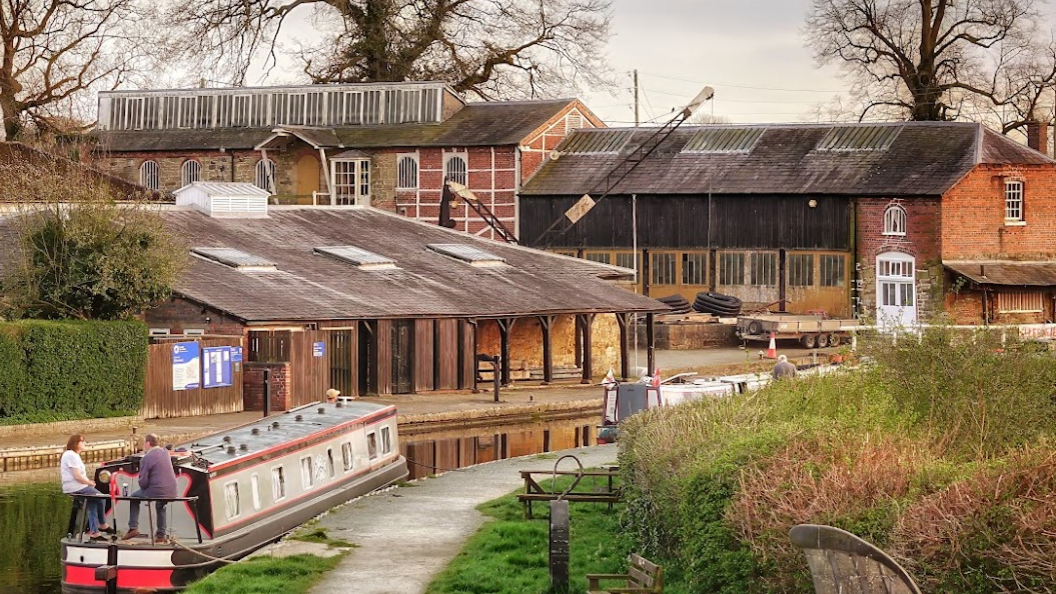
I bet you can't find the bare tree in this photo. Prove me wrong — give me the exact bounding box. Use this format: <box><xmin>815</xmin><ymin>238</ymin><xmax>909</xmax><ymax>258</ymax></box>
<box><xmin>171</xmin><ymin>0</ymin><xmax>614</xmax><ymax>100</ymax></box>
<box><xmin>805</xmin><ymin>0</ymin><xmax>1056</xmax><ymax>133</ymax></box>
<box><xmin>0</xmin><ymin>0</ymin><xmax>161</xmax><ymax>140</ymax></box>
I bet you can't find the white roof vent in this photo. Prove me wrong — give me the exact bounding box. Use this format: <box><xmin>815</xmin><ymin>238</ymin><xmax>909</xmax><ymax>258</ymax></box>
<box><xmin>175</xmin><ymin>182</ymin><xmax>270</xmax><ymax>218</ymax></box>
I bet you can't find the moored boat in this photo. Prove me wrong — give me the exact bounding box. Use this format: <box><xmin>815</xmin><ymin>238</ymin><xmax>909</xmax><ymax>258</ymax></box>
<box><xmin>61</xmin><ymin>397</ymin><xmax>408</xmax><ymax>593</ymax></box>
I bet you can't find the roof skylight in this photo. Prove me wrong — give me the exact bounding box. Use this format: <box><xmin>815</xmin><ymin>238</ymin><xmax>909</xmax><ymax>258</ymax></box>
<box><xmin>315</xmin><ymin>246</ymin><xmax>397</xmax><ymax>270</ymax></box>
<box><xmin>192</xmin><ymin>247</ymin><xmax>276</xmax><ymax>271</ymax></box>
<box><xmin>682</xmin><ymin>127</ymin><xmax>765</xmax><ymax>153</ymax></box>
<box><xmin>427</xmin><ymin>244</ymin><xmax>507</xmax><ymax>267</ymax></box>
<box><xmin>815</xmin><ymin>125</ymin><xmax>902</xmax><ymax>152</ymax></box>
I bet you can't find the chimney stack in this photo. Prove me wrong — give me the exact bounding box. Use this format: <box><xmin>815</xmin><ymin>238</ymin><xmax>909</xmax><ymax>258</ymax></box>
<box><xmin>1027</xmin><ymin>120</ymin><xmax>1049</xmax><ymax>156</ymax></box>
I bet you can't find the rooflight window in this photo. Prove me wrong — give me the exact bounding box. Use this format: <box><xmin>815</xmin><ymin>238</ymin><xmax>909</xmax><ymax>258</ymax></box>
<box><xmin>192</xmin><ymin>247</ymin><xmax>277</xmax><ymax>271</ymax></box>
<box><xmin>815</xmin><ymin>125</ymin><xmax>902</xmax><ymax>151</ymax></box>
<box><xmin>558</xmin><ymin>129</ymin><xmax>636</xmax><ymax>154</ymax></box>
<box><xmin>427</xmin><ymin>244</ymin><xmax>506</xmax><ymax>267</ymax></box>
<box><xmin>682</xmin><ymin>127</ymin><xmax>765</xmax><ymax>153</ymax></box>
<box><xmin>315</xmin><ymin>246</ymin><xmax>397</xmax><ymax>270</ymax></box>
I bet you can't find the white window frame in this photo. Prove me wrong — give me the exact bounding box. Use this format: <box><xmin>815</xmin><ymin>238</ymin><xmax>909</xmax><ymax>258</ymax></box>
<box><xmin>341</xmin><ymin>442</ymin><xmax>354</xmax><ymax>472</ymax></box>
<box><xmin>882</xmin><ymin>204</ymin><xmax>907</xmax><ymax>236</ymax></box>
<box><xmin>254</xmin><ymin>158</ymin><xmax>276</xmax><ymax>192</ymax></box>
<box><xmin>1005</xmin><ymin>179</ymin><xmax>1025</xmax><ymax>224</ymax></box>
<box><xmin>300</xmin><ymin>455</ymin><xmax>314</xmax><ymax>489</ymax></box>
<box><xmin>140</xmin><ymin>161</ymin><xmax>160</xmax><ymax>190</ymax></box>
<box><xmin>181</xmin><ymin>160</ymin><xmax>201</xmax><ymax>187</ymax></box>
<box><xmin>271</xmin><ymin>465</ymin><xmax>286</xmax><ymax>501</ymax></box>
<box><xmin>997</xmin><ymin>290</ymin><xmax>1044</xmax><ymax>313</ymax></box>
<box><xmin>396</xmin><ymin>154</ymin><xmax>419</xmax><ymax>189</ymax></box>
<box><xmin>223</xmin><ymin>480</ymin><xmax>240</xmax><ymax>520</ymax></box>
<box><xmin>326</xmin><ymin>448</ymin><xmax>336</xmax><ymax>478</ymax></box>
<box><xmin>380</xmin><ymin>427</ymin><xmax>392</xmax><ymax>455</ymax></box>
<box><xmin>444</xmin><ymin>153</ymin><xmax>468</xmax><ymax>185</ymax></box>
<box><xmin>250</xmin><ymin>473</ymin><xmax>261</xmax><ymax>511</ymax></box>
<box><xmin>367</xmin><ymin>431</ymin><xmax>378</xmax><ymax>460</ymax></box>
<box><xmin>330</xmin><ymin>158</ymin><xmax>371</xmax><ymax>206</ymax></box>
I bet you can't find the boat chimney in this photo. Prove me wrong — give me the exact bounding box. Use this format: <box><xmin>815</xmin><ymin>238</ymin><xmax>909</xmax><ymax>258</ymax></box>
<box><xmin>226</xmin><ymin>446</ymin><xmax>236</xmax><ymax>455</ymax></box>
<box><xmin>222</xmin><ymin>435</ymin><xmax>232</xmax><ymax>443</ymax></box>
<box><xmin>295</xmin><ymin>414</ymin><xmax>303</xmax><ymax>422</ymax></box>
<box><xmin>335</xmin><ymin>401</ymin><xmax>343</xmax><ymax>408</ymax></box>
<box><xmin>251</xmin><ymin>428</ymin><xmax>260</xmax><ymax>435</ymax></box>
<box><xmin>239</xmin><ymin>443</ymin><xmax>249</xmax><ymax>451</ymax></box>
<box><xmin>318</xmin><ymin>407</ymin><xmax>325</xmax><ymax>414</ymax></box>
<box><xmin>271</xmin><ymin>421</ymin><xmax>280</xmax><ymax>430</ymax></box>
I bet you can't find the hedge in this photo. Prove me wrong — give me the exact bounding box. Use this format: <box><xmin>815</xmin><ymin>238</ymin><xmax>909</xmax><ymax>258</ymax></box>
<box><xmin>0</xmin><ymin>320</ymin><xmax>148</xmax><ymax>424</ymax></box>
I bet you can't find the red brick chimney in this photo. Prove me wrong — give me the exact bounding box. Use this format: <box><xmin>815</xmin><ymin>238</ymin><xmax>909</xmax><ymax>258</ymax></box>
<box><xmin>1026</xmin><ymin>120</ymin><xmax>1049</xmax><ymax>156</ymax></box>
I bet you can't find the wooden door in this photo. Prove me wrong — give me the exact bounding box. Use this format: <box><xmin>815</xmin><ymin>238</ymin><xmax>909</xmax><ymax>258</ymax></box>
<box><xmin>392</xmin><ymin>320</ymin><xmax>414</xmax><ymax>394</ymax></box>
<box><xmin>295</xmin><ymin>154</ymin><xmax>321</xmax><ymax>201</ymax></box>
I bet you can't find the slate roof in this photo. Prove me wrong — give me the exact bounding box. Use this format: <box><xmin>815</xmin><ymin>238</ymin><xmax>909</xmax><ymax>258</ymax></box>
<box><xmin>94</xmin><ymin>100</ymin><xmax>576</xmax><ymax>153</ymax></box>
<box><xmin>521</xmin><ymin>122</ymin><xmax>1055</xmax><ymax>197</ymax></box>
<box><xmin>944</xmin><ymin>261</ymin><xmax>1056</xmax><ymax>286</ymax></box>
<box><xmin>157</xmin><ymin>206</ymin><xmax>665</xmax><ymax>322</ymax></box>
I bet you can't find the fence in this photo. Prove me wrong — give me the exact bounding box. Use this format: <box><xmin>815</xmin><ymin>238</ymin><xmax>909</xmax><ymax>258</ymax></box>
<box><xmin>143</xmin><ymin>336</ymin><xmax>244</xmax><ymax>419</ymax></box>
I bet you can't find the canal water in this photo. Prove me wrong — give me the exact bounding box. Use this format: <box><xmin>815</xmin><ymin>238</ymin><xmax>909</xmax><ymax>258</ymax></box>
<box><xmin>0</xmin><ymin>412</ymin><xmax>598</xmax><ymax>594</ymax></box>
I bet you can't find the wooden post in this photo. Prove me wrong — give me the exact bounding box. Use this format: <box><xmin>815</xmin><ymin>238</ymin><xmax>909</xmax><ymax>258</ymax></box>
<box><xmin>497</xmin><ymin>318</ymin><xmax>516</xmax><ymax>386</ymax></box>
<box><xmin>539</xmin><ymin>315</ymin><xmax>555</xmax><ymax>384</ymax></box>
<box><xmin>646</xmin><ymin>313</ymin><xmax>656</xmax><ymax>374</ymax></box>
<box><xmin>616</xmin><ymin>313</ymin><xmax>630</xmax><ymax>380</ymax></box>
<box><xmin>580</xmin><ymin>313</ymin><xmax>595</xmax><ymax>384</ymax></box>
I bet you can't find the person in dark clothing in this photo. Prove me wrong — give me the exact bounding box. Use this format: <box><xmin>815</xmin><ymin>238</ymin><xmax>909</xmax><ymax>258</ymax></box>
<box><xmin>772</xmin><ymin>354</ymin><xmax>797</xmax><ymax>380</ymax></box>
<box><xmin>122</xmin><ymin>434</ymin><xmax>178</xmax><ymax>541</ymax></box>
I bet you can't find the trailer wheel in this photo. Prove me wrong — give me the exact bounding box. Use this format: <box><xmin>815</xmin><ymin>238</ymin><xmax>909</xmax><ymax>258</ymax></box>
<box><xmin>801</xmin><ymin>334</ymin><xmax>817</xmax><ymax>348</ymax></box>
<box><xmin>747</xmin><ymin>321</ymin><xmax>763</xmax><ymax>335</ymax></box>
<box><xmin>816</xmin><ymin>333</ymin><xmax>829</xmax><ymax>348</ymax></box>
<box><xmin>828</xmin><ymin>333</ymin><xmax>841</xmax><ymax>347</ymax></box>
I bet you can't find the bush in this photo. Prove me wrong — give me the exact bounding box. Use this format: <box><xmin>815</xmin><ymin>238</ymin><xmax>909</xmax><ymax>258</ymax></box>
<box><xmin>0</xmin><ymin>319</ymin><xmax>147</xmax><ymax>424</ymax></box>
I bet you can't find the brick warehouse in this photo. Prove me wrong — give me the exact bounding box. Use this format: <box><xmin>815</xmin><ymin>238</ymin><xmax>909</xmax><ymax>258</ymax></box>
<box><xmin>91</xmin><ymin>81</ymin><xmax>601</xmax><ymax>240</ymax></box>
<box><xmin>519</xmin><ymin>121</ymin><xmax>1056</xmax><ymax>327</ymax></box>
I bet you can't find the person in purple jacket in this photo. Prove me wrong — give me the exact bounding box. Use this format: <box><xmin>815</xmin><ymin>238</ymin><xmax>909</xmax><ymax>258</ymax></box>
<box><xmin>121</xmin><ymin>434</ymin><xmax>177</xmax><ymax>542</ymax></box>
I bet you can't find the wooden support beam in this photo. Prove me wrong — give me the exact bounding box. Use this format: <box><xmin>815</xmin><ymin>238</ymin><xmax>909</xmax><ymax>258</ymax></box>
<box><xmin>497</xmin><ymin>318</ymin><xmax>516</xmax><ymax>386</ymax></box>
<box><xmin>538</xmin><ymin>315</ymin><xmax>555</xmax><ymax>384</ymax></box>
<box><xmin>646</xmin><ymin>313</ymin><xmax>656</xmax><ymax>374</ymax></box>
<box><xmin>615</xmin><ymin>313</ymin><xmax>630</xmax><ymax>381</ymax></box>
<box><xmin>580</xmin><ymin>313</ymin><xmax>595</xmax><ymax>384</ymax></box>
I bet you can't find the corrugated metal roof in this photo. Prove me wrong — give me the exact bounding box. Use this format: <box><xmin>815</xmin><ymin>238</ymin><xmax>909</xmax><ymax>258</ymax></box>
<box><xmin>427</xmin><ymin>243</ymin><xmax>506</xmax><ymax>266</ymax></box>
<box><xmin>177</xmin><ymin>182</ymin><xmax>270</xmax><ymax>197</ymax></box>
<box><xmin>557</xmin><ymin>129</ymin><xmax>636</xmax><ymax>154</ymax></box>
<box><xmin>815</xmin><ymin>125</ymin><xmax>903</xmax><ymax>151</ymax></box>
<box><xmin>315</xmin><ymin>245</ymin><xmax>396</xmax><ymax>268</ymax></box>
<box><xmin>944</xmin><ymin>261</ymin><xmax>1056</xmax><ymax>286</ymax></box>
<box><xmin>192</xmin><ymin>247</ymin><xmax>276</xmax><ymax>270</ymax></box>
<box><xmin>682</xmin><ymin>127</ymin><xmax>765</xmax><ymax>153</ymax></box>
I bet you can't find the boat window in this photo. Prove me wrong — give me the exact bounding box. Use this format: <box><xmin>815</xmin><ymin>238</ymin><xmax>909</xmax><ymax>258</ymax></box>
<box><xmin>301</xmin><ymin>456</ymin><xmax>314</xmax><ymax>488</ymax></box>
<box><xmin>380</xmin><ymin>427</ymin><xmax>392</xmax><ymax>455</ymax></box>
<box><xmin>272</xmin><ymin>466</ymin><xmax>286</xmax><ymax>501</ymax></box>
<box><xmin>250</xmin><ymin>474</ymin><xmax>261</xmax><ymax>511</ymax></box>
<box><xmin>341</xmin><ymin>442</ymin><xmax>354</xmax><ymax>472</ymax></box>
<box><xmin>367</xmin><ymin>432</ymin><xmax>378</xmax><ymax>460</ymax></box>
<box><xmin>326</xmin><ymin>448</ymin><xmax>336</xmax><ymax>478</ymax></box>
<box><xmin>224</xmin><ymin>481</ymin><xmax>240</xmax><ymax>520</ymax></box>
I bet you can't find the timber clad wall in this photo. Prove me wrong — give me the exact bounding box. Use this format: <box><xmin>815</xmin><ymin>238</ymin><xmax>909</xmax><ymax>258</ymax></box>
<box><xmin>144</xmin><ymin>337</ymin><xmax>244</xmax><ymax>418</ymax></box>
<box><xmin>942</xmin><ymin>165</ymin><xmax>1056</xmax><ymax>258</ymax></box>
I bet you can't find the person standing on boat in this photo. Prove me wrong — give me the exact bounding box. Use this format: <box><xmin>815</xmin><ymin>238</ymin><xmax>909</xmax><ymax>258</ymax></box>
<box><xmin>122</xmin><ymin>434</ymin><xmax>177</xmax><ymax>542</ymax></box>
<box><xmin>61</xmin><ymin>434</ymin><xmax>111</xmax><ymax>539</ymax></box>
<box><xmin>772</xmin><ymin>355</ymin><xmax>797</xmax><ymax>380</ymax></box>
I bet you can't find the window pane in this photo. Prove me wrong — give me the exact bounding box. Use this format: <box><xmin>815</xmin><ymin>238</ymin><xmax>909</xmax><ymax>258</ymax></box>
<box><xmin>272</xmin><ymin>467</ymin><xmax>285</xmax><ymax>500</ymax></box>
<box><xmin>900</xmin><ymin>283</ymin><xmax>914</xmax><ymax>306</ymax></box>
<box><xmin>140</xmin><ymin>161</ymin><xmax>159</xmax><ymax>190</ymax></box>
<box><xmin>585</xmin><ymin>252</ymin><xmax>611</xmax><ymax>264</ymax></box>
<box><xmin>224</xmin><ymin>482</ymin><xmax>239</xmax><ymax>519</ymax></box>
<box><xmin>719</xmin><ymin>252</ymin><xmax>745</xmax><ymax>286</ymax></box>
<box><xmin>397</xmin><ymin>156</ymin><xmax>418</xmax><ymax>189</ymax></box>
<box><xmin>819</xmin><ymin>255</ymin><xmax>845</xmax><ymax>287</ymax></box>
<box><xmin>615</xmin><ymin>252</ymin><xmax>637</xmax><ymax>271</ymax></box>
<box><xmin>788</xmin><ymin>254</ymin><xmax>814</xmax><ymax>287</ymax></box>
<box><xmin>750</xmin><ymin>253</ymin><xmax>776</xmax><ymax>286</ymax></box>
<box><xmin>650</xmin><ymin>252</ymin><xmax>676</xmax><ymax>285</ymax></box>
<box><xmin>301</xmin><ymin>457</ymin><xmax>313</xmax><ymax>488</ymax></box>
<box><xmin>445</xmin><ymin>156</ymin><xmax>467</xmax><ymax>185</ymax></box>
<box><xmin>342</xmin><ymin>442</ymin><xmax>354</xmax><ymax>471</ymax></box>
<box><xmin>1005</xmin><ymin>181</ymin><xmax>1024</xmax><ymax>220</ymax></box>
<box><xmin>368</xmin><ymin>432</ymin><xmax>378</xmax><ymax>460</ymax></box>
<box><xmin>681</xmin><ymin>252</ymin><xmax>707</xmax><ymax>285</ymax></box>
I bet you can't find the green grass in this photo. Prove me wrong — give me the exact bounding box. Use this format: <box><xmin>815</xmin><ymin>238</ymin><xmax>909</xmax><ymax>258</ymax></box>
<box><xmin>290</xmin><ymin>527</ymin><xmax>357</xmax><ymax>549</ymax></box>
<box><xmin>425</xmin><ymin>473</ymin><xmax>687</xmax><ymax>594</ymax></box>
<box><xmin>182</xmin><ymin>554</ymin><xmax>344</xmax><ymax>594</ymax></box>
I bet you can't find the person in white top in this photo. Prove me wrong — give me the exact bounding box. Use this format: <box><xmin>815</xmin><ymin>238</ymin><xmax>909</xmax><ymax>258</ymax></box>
<box><xmin>60</xmin><ymin>434</ymin><xmax>110</xmax><ymax>538</ymax></box>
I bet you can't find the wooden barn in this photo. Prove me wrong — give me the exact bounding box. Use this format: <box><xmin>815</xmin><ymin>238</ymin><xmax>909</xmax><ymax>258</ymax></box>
<box><xmin>520</xmin><ymin>122</ymin><xmax>1056</xmax><ymax>327</ymax></box>
<box><xmin>141</xmin><ymin>188</ymin><xmax>665</xmax><ymax>414</ymax></box>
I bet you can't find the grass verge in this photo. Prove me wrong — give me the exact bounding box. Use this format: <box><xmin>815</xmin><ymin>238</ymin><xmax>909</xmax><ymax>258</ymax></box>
<box><xmin>182</xmin><ymin>554</ymin><xmax>344</xmax><ymax>594</ymax></box>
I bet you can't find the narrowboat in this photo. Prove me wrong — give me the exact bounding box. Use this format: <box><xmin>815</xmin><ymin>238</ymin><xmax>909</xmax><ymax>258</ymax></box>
<box><xmin>61</xmin><ymin>398</ymin><xmax>408</xmax><ymax>593</ymax></box>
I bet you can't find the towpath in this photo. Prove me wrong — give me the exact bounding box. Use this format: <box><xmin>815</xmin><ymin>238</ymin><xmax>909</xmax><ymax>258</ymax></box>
<box><xmin>287</xmin><ymin>443</ymin><xmax>618</xmax><ymax>594</ymax></box>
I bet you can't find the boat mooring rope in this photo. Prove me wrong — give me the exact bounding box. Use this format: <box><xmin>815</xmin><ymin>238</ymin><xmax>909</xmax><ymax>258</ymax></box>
<box><xmin>404</xmin><ymin>457</ymin><xmax>465</xmax><ymax>473</ymax></box>
<box><xmin>168</xmin><ymin>538</ymin><xmax>240</xmax><ymax>564</ymax></box>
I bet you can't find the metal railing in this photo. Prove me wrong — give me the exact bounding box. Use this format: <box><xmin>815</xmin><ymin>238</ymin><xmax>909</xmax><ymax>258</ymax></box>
<box><xmin>68</xmin><ymin>493</ymin><xmax>203</xmax><ymax>546</ymax></box>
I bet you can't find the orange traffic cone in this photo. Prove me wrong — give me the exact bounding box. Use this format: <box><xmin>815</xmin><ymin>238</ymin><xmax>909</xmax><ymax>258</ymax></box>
<box><xmin>766</xmin><ymin>332</ymin><xmax>777</xmax><ymax>359</ymax></box>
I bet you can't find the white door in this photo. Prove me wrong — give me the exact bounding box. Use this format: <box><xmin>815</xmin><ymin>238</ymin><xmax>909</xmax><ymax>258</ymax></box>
<box><xmin>876</xmin><ymin>252</ymin><xmax>916</xmax><ymax>329</ymax></box>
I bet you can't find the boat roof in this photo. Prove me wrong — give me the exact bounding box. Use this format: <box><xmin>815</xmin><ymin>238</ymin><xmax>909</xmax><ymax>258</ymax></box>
<box><xmin>176</xmin><ymin>399</ymin><xmax>395</xmax><ymax>469</ymax></box>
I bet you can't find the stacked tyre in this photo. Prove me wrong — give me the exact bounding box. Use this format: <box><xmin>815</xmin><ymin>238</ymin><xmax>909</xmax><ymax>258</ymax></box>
<box><xmin>657</xmin><ymin>294</ymin><xmax>692</xmax><ymax>314</ymax></box>
<box><xmin>692</xmin><ymin>292</ymin><xmax>743</xmax><ymax>316</ymax></box>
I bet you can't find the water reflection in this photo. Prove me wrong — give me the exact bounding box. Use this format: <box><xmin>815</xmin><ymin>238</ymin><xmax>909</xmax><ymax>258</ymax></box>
<box><xmin>0</xmin><ymin>482</ymin><xmax>65</xmax><ymax>594</ymax></box>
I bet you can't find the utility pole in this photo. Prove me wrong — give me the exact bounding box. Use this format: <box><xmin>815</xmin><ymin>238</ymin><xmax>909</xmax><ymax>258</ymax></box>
<box><xmin>633</xmin><ymin>69</ymin><xmax>640</xmax><ymax>127</ymax></box>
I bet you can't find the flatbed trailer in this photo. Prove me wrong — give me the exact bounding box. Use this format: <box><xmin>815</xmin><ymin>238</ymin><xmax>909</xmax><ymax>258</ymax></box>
<box><xmin>736</xmin><ymin>314</ymin><xmax>860</xmax><ymax>348</ymax></box>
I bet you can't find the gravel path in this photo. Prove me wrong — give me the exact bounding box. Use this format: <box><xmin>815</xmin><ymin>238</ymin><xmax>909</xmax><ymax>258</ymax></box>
<box><xmin>306</xmin><ymin>444</ymin><xmax>618</xmax><ymax>594</ymax></box>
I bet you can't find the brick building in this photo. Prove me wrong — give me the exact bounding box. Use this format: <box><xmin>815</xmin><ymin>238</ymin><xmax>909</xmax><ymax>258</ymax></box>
<box><xmin>91</xmin><ymin>81</ymin><xmax>600</xmax><ymax>239</ymax></box>
<box><xmin>520</xmin><ymin>121</ymin><xmax>1056</xmax><ymax>327</ymax></box>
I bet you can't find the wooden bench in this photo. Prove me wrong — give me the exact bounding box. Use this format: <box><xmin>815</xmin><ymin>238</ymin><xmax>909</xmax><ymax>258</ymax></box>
<box><xmin>789</xmin><ymin>524</ymin><xmax>922</xmax><ymax>594</ymax></box>
<box><xmin>586</xmin><ymin>553</ymin><xmax>663</xmax><ymax>594</ymax></box>
<box><xmin>518</xmin><ymin>468</ymin><xmax>620</xmax><ymax>519</ymax></box>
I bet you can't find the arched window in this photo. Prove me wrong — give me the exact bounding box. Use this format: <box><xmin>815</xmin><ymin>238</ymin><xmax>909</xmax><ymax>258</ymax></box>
<box><xmin>181</xmin><ymin>160</ymin><xmax>201</xmax><ymax>187</ymax></box>
<box><xmin>882</xmin><ymin>204</ymin><xmax>906</xmax><ymax>236</ymax></box>
<box><xmin>444</xmin><ymin>154</ymin><xmax>467</xmax><ymax>186</ymax></box>
<box><xmin>139</xmin><ymin>160</ymin><xmax>160</xmax><ymax>190</ymax></box>
<box><xmin>397</xmin><ymin>155</ymin><xmax>418</xmax><ymax>189</ymax></box>
<box><xmin>254</xmin><ymin>158</ymin><xmax>276</xmax><ymax>192</ymax></box>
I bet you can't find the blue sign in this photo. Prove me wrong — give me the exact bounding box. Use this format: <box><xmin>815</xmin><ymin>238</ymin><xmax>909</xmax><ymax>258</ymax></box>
<box><xmin>172</xmin><ymin>342</ymin><xmax>201</xmax><ymax>391</ymax></box>
<box><xmin>313</xmin><ymin>341</ymin><xmax>326</xmax><ymax>358</ymax></box>
<box><xmin>231</xmin><ymin>346</ymin><xmax>243</xmax><ymax>363</ymax></box>
<box><xmin>202</xmin><ymin>346</ymin><xmax>233</xmax><ymax>389</ymax></box>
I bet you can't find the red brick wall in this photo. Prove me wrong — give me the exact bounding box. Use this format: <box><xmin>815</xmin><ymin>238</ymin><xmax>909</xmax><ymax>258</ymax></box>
<box><xmin>244</xmin><ymin>362</ymin><xmax>291</xmax><ymax>411</ymax></box>
<box><xmin>942</xmin><ymin>164</ymin><xmax>1056</xmax><ymax>259</ymax></box>
<box><xmin>143</xmin><ymin>297</ymin><xmax>246</xmax><ymax>336</ymax></box>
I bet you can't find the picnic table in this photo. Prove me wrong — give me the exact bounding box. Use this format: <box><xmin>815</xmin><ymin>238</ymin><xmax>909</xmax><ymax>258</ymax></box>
<box><xmin>517</xmin><ymin>466</ymin><xmax>620</xmax><ymax>518</ymax></box>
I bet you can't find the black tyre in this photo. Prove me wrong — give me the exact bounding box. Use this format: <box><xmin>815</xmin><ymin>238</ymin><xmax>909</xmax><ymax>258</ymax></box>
<box><xmin>747</xmin><ymin>320</ymin><xmax>763</xmax><ymax>335</ymax></box>
<box><xmin>816</xmin><ymin>333</ymin><xmax>829</xmax><ymax>348</ymax></box>
<box><xmin>801</xmin><ymin>334</ymin><xmax>817</xmax><ymax>348</ymax></box>
<box><xmin>693</xmin><ymin>301</ymin><xmax>741</xmax><ymax>315</ymax></box>
<box><xmin>698</xmin><ymin>292</ymin><xmax>743</xmax><ymax>308</ymax></box>
<box><xmin>828</xmin><ymin>333</ymin><xmax>841</xmax><ymax>347</ymax></box>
